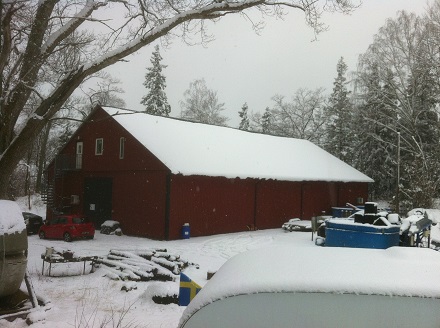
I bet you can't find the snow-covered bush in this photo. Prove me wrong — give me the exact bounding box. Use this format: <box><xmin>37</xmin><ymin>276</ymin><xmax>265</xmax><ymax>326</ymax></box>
<box><xmin>100</xmin><ymin>220</ymin><xmax>121</xmax><ymax>235</ymax></box>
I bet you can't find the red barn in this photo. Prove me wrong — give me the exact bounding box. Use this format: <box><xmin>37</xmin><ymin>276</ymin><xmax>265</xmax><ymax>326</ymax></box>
<box><xmin>45</xmin><ymin>105</ymin><xmax>373</xmax><ymax>240</ymax></box>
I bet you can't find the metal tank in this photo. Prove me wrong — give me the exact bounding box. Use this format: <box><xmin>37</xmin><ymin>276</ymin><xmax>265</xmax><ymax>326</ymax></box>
<box><xmin>0</xmin><ymin>201</ymin><xmax>28</xmax><ymax>298</ymax></box>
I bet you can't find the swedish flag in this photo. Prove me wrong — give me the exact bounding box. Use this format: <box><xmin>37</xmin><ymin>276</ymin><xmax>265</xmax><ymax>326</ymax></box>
<box><xmin>178</xmin><ymin>273</ymin><xmax>202</xmax><ymax>306</ymax></box>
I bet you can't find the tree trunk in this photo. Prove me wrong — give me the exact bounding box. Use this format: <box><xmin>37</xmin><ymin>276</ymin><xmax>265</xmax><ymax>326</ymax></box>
<box><xmin>0</xmin><ymin>68</ymin><xmax>87</xmax><ymax>198</ymax></box>
<box><xmin>35</xmin><ymin>121</ymin><xmax>52</xmax><ymax>193</ymax></box>
<box><xmin>24</xmin><ymin>150</ymin><xmax>32</xmax><ymax>197</ymax></box>
<box><xmin>0</xmin><ymin>117</ymin><xmax>47</xmax><ymax>198</ymax></box>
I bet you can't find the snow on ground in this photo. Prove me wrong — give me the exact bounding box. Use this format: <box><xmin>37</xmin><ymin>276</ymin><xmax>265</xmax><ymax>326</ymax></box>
<box><xmin>2</xmin><ymin>224</ymin><xmax>315</xmax><ymax>328</ymax></box>
<box><xmin>4</xmin><ymin>225</ymin><xmax>439</xmax><ymax>328</ymax></box>
<box><xmin>2</xmin><ymin>197</ymin><xmax>440</xmax><ymax>327</ymax></box>
<box><xmin>15</xmin><ymin>195</ymin><xmax>46</xmax><ymax>218</ymax></box>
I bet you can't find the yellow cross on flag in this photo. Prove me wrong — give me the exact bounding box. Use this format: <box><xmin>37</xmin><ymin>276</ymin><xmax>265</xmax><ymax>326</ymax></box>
<box><xmin>178</xmin><ymin>273</ymin><xmax>202</xmax><ymax>306</ymax></box>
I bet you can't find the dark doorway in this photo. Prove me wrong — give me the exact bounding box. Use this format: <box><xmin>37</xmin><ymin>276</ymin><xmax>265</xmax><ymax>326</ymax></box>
<box><xmin>84</xmin><ymin>177</ymin><xmax>112</xmax><ymax>228</ymax></box>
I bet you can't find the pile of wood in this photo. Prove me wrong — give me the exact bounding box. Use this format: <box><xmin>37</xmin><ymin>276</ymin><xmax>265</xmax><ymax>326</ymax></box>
<box><xmin>96</xmin><ymin>248</ymin><xmax>197</xmax><ymax>282</ymax></box>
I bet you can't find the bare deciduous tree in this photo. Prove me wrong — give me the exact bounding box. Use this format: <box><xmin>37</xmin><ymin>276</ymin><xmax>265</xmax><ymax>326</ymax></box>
<box><xmin>180</xmin><ymin>78</ymin><xmax>229</xmax><ymax>126</ymax></box>
<box><xmin>270</xmin><ymin>88</ymin><xmax>326</xmax><ymax>143</ymax></box>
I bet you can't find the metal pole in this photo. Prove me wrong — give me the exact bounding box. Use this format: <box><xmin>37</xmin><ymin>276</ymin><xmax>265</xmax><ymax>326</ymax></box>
<box><xmin>24</xmin><ymin>271</ymin><xmax>38</xmax><ymax>308</ymax></box>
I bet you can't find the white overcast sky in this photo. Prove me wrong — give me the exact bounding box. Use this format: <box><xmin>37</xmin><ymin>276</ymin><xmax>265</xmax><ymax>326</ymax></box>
<box><xmin>104</xmin><ymin>0</ymin><xmax>431</xmax><ymax>127</ymax></box>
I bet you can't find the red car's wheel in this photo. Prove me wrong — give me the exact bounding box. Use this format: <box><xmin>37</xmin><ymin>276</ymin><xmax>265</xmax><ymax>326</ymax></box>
<box><xmin>39</xmin><ymin>231</ymin><xmax>45</xmax><ymax>239</ymax></box>
<box><xmin>63</xmin><ymin>232</ymin><xmax>72</xmax><ymax>242</ymax></box>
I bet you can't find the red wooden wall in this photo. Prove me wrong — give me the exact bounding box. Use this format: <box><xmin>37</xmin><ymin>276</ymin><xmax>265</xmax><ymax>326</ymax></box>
<box><xmin>168</xmin><ymin>175</ymin><xmax>255</xmax><ymax>240</ymax></box>
<box><xmin>168</xmin><ymin>177</ymin><xmax>369</xmax><ymax>240</ymax></box>
<box><xmin>255</xmin><ymin>180</ymin><xmax>302</xmax><ymax>229</ymax></box>
<box><xmin>337</xmin><ymin>182</ymin><xmax>369</xmax><ymax>207</ymax></box>
<box><xmin>301</xmin><ymin>182</ymin><xmax>338</xmax><ymax>219</ymax></box>
<box><xmin>111</xmin><ymin>171</ymin><xmax>167</xmax><ymax>239</ymax></box>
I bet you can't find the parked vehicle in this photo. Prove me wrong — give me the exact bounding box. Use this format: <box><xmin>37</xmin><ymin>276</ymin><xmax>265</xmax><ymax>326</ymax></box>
<box><xmin>22</xmin><ymin>212</ymin><xmax>44</xmax><ymax>235</ymax></box>
<box><xmin>178</xmin><ymin>246</ymin><xmax>440</xmax><ymax>328</ymax></box>
<box><xmin>38</xmin><ymin>215</ymin><xmax>95</xmax><ymax>242</ymax></box>
<box><xmin>0</xmin><ymin>200</ymin><xmax>28</xmax><ymax>298</ymax></box>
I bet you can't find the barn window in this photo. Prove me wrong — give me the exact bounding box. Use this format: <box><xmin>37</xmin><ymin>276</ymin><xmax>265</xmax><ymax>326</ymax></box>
<box><xmin>119</xmin><ymin>137</ymin><xmax>125</xmax><ymax>159</ymax></box>
<box><xmin>95</xmin><ymin>138</ymin><xmax>104</xmax><ymax>155</ymax></box>
<box><xmin>76</xmin><ymin>141</ymin><xmax>83</xmax><ymax>169</ymax></box>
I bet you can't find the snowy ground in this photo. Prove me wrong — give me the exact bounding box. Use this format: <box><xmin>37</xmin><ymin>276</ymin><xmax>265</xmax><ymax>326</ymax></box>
<box><xmin>3</xmin><ymin>197</ymin><xmax>440</xmax><ymax>328</ymax></box>
<box><xmin>2</xmin><ymin>222</ymin><xmax>318</xmax><ymax>327</ymax></box>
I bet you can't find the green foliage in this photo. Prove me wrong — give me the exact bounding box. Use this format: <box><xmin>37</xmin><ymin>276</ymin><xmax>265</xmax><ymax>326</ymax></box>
<box><xmin>324</xmin><ymin>57</ymin><xmax>354</xmax><ymax>164</ymax></box>
<box><xmin>261</xmin><ymin>107</ymin><xmax>272</xmax><ymax>134</ymax></box>
<box><xmin>352</xmin><ymin>65</ymin><xmax>398</xmax><ymax>199</ymax></box>
<box><xmin>239</xmin><ymin>103</ymin><xmax>250</xmax><ymax>131</ymax></box>
<box><xmin>140</xmin><ymin>45</ymin><xmax>171</xmax><ymax>116</ymax></box>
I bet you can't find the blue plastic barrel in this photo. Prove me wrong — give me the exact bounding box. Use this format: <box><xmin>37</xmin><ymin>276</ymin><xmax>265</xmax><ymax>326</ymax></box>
<box><xmin>182</xmin><ymin>223</ymin><xmax>190</xmax><ymax>239</ymax></box>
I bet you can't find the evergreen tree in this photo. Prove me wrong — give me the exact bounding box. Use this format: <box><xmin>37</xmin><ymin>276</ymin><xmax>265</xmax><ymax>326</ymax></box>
<box><xmin>355</xmin><ymin>9</ymin><xmax>440</xmax><ymax>208</ymax></box>
<box><xmin>141</xmin><ymin>45</ymin><xmax>171</xmax><ymax>116</ymax></box>
<box><xmin>353</xmin><ymin>64</ymin><xmax>398</xmax><ymax>199</ymax></box>
<box><xmin>261</xmin><ymin>107</ymin><xmax>272</xmax><ymax>134</ymax></box>
<box><xmin>398</xmin><ymin>47</ymin><xmax>440</xmax><ymax>208</ymax></box>
<box><xmin>408</xmin><ymin>54</ymin><xmax>439</xmax><ymax>152</ymax></box>
<box><xmin>324</xmin><ymin>57</ymin><xmax>354</xmax><ymax>164</ymax></box>
<box><xmin>377</xmin><ymin>69</ymin><xmax>400</xmax><ymax>197</ymax></box>
<box><xmin>239</xmin><ymin>103</ymin><xmax>250</xmax><ymax>131</ymax></box>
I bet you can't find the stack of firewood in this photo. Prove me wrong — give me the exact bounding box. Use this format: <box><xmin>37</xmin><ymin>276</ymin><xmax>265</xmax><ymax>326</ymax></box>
<box><xmin>96</xmin><ymin>248</ymin><xmax>198</xmax><ymax>282</ymax></box>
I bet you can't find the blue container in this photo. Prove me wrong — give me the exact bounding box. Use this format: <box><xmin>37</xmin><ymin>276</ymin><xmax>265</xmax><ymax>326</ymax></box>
<box><xmin>325</xmin><ymin>219</ymin><xmax>400</xmax><ymax>249</ymax></box>
<box><xmin>181</xmin><ymin>223</ymin><xmax>190</xmax><ymax>239</ymax></box>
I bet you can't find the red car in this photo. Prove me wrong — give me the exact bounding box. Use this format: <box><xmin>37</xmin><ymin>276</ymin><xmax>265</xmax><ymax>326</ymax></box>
<box><xmin>39</xmin><ymin>215</ymin><xmax>95</xmax><ymax>242</ymax></box>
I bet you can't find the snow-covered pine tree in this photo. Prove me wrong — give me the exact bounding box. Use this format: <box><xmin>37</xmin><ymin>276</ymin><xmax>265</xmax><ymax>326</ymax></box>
<box><xmin>399</xmin><ymin>46</ymin><xmax>440</xmax><ymax>209</ymax></box>
<box><xmin>140</xmin><ymin>45</ymin><xmax>171</xmax><ymax>116</ymax></box>
<box><xmin>261</xmin><ymin>107</ymin><xmax>272</xmax><ymax>134</ymax></box>
<box><xmin>239</xmin><ymin>103</ymin><xmax>250</xmax><ymax>131</ymax></box>
<box><xmin>354</xmin><ymin>8</ymin><xmax>440</xmax><ymax>208</ymax></box>
<box><xmin>352</xmin><ymin>63</ymin><xmax>397</xmax><ymax>199</ymax></box>
<box><xmin>376</xmin><ymin>69</ymin><xmax>399</xmax><ymax>197</ymax></box>
<box><xmin>324</xmin><ymin>57</ymin><xmax>354</xmax><ymax>164</ymax></box>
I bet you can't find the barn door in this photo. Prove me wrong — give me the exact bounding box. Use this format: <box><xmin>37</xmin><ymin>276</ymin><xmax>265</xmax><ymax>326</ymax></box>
<box><xmin>84</xmin><ymin>177</ymin><xmax>112</xmax><ymax>228</ymax></box>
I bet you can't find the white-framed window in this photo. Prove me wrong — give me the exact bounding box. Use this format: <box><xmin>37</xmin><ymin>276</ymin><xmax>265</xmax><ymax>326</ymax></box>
<box><xmin>95</xmin><ymin>138</ymin><xmax>103</xmax><ymax>155</ymax></box>
<box><xmin>76</xmin><ymin>142</ymin><xmax>83</xmax><ymax>169</ymax></box>
<box><xmin>119</xmin><ymin>137</ymin><xmax>125</xmax><ymax>159</ymax></box>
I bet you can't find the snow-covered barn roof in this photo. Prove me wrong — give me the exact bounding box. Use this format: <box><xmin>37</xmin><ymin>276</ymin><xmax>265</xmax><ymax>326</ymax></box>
<box><xmin>102</xmin><ymin>107</ymin><xmax>373</xmax><ymax>183</ymax></box>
